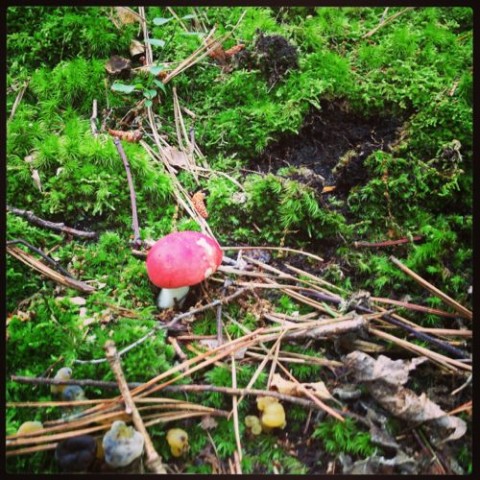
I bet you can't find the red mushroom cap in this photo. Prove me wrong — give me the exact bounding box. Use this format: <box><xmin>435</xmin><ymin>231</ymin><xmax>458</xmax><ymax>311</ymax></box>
<box><xmin>146</xmin><ymin>231</ymin><xmax>223</xmax><ymax>288</ymax></box>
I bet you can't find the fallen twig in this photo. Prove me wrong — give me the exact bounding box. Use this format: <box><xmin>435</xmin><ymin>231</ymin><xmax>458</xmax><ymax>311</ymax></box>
<box><xmin>74</xmin><ymin>287</ymin><xmax>248</xmax><ymax>364</ymax></box>
<box><xmin>353</xmin><ymin>235</ymin><xmax>423</xmax><ymax>248</ymax></box>
<box><xmin>90</xmin><ymin>99</ymin><xmax>98</xmax><ymax>137</ymax></box>
<box><xmin>8</xmin><ymin>80</ymin><xmax>29</xmax><ymax>121</ymax></box>
<box><xmin>7</xmin><ymin>206</ymin><xmax>97</xmax><ymax>239</ymax></box>
<box><xmin>362</xmin><ymin>7</ymin><xmax>414</xmax><ymax>39</ymax></box>
<box><xmin>6</xmin><ymin>243</ymin><xmax>95</xmax><ymax>293</ymax></box>
<box><xmin>104</xmin><ymin>340</ymin><xmax>166</xmax><ymax>474</ymax></box>
<box><xmin>390</xmin><ymin>256</ymin><xmax>472</xmax><ymax>320</ymax></box>
<box><xmin>112</xmin><ymin>137</ymin><xmax>142</xmax><ymax>247</ymax></box>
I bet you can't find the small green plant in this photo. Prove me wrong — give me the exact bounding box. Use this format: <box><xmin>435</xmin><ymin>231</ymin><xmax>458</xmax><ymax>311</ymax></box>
<box><xmin>312</xmin><ymin>417</ymin><xmax>376</xmax><ymax>457</ymax></box>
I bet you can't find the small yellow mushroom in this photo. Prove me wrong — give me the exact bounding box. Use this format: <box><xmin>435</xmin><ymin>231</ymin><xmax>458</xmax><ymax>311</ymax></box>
<box><xmin>245</xmin><ymin>415</ymin><xmax>262</xmax><ymax>435</ymax></box>
<box><xmin>51</xmin><ymin>367</ymin><xmax>73</xmax><ymax>396</ymax></box>
<box><xmin>245</xmin><ymin>415</ymin><xmax>260</xmax><ymax>428</ymax></box>
<box><xmin>261</xmin><ymin>402</ymin><xmax>286</xmax><ymax>430</ymax></box>
<box><xmin>256</xmin><ymin>396</ymin><xmax>278</xmax><ymax>411</ymax></box>
<box><xmin>166</xmin><ymin>428</ymin><xmax>189</xmax><ymax>457</ymax></box>
<box><xmin>17</xmin><ymin>421</ymin><xmax>43</xmax><ymax>435</ymax></box>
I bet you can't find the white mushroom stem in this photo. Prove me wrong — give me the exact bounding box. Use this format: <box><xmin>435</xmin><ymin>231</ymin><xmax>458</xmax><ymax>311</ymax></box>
<box><xmin>157</xmin><ymin>286</ymin><xmax>190</xmax><ymax>309</ymax></box>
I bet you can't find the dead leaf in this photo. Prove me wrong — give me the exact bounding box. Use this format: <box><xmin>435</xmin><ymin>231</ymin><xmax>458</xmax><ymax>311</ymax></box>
<box><xmin>69</xmin><ymin>296</ymin><xmax>87</xmax><ymax>306</ymax></box>
<box><xmin>31</xmin><ymin>169</ymin><xmax>42</xmax><ymax>192</ymax></box>
<box><xmin>270</xmin><ymin>373</ymin><xmax>333</xmax><ymax>401</ymax></box>
<box><xmin>369</xmin><ymin>382</ymin><xmax>467</xmax><ymax>443</ymax></box>
<box><xmin>344</xmin><ymin>351</ymin><xmax>427</xmax><ymax>386</ymax></box>
<box><xmin>130</xmin><ymin>39</ymin><xmax>145</xmax><ymax>58</ymax></box>
<box><xmin>115</xmin><ymin>7</ymin><xmax>140</xmax><ymax>25</ymax></box>
<box><xmin>105</xmin><ymin>55</ymin><xmax>132</xmax><ymax>75</ymax></box>
<box><xmin>163</xmin><ymin>146</ymin><xmax>190</xmax><ymax>168</ymax></box>
<box><xmin>346</xmin><ymin>351</ymin><xmax>467</xmax><ymax>444</ymax></box>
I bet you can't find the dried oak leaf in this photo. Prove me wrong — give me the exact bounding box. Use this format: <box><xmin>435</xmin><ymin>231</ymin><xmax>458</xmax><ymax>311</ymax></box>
<box><xmin>129</xmin><ymin>39</ymin><xmax>145</xmax><ymax>58</ymax></box>
<box><xmin>163</xmin><ymin>146</ymin><xmax>190</xmax><ymax>168</ymax></box>
<box><xmin>345</xmin><ymin>351</ymin><xmax>467</xmax><ymax>443</ymax></box>
<box><xmin>270</xmin><ymin>373</ymin><xmax>333</xmax><ymax>401</ymax></box>
<box><xmin>114</xmin><ymin>7</ymin><xmax>140</xmax><ymax>25</ymax></box>
<box><xmin>369</xmin><ymin>382</ymin><xmax>467</xmax><ymax>443</ymax></box>
<box><xmin>344</xmin><ymin>351</ymin><xmax>427</xmax><ymax>386</ymax></box>
<box><xmin>105</xmin><ymin>55</ymin><xmax>132</xmax><ymax>75</ymax></box>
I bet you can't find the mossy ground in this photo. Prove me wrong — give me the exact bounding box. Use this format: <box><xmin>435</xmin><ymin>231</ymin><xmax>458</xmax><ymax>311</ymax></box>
<box><xmin>6</xmin><ymin>6</ymin><xmax>473</xmax><ymax>474</ymax></box>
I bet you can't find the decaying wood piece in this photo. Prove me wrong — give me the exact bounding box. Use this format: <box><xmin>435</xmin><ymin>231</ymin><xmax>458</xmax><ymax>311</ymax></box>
<box><xmin>7</xmin><ymin>206</ymin><xmax>97</xmax><ymax>239</ymax></box>
<box><xmin>104</xmin><ymin>340</ymin><xmax>166</xmax><ymax>474</ymax></box>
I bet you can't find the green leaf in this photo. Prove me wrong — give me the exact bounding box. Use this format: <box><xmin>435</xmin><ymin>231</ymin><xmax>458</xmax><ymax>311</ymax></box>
<box><xmin>143</xmin><ymin>89</ymin><xmax>157</xmax><ymax>99</ymax></box>
<box><xmin>147</xmin><ymin>38</ymin><xmax>166</xmax><ymax>48</ymax></box>
<box><xmin>153</xmin><ymin>17</ymin><xmax>172</xmax><ymax>26</ymax></box>
<box><xmin>181</xmin><ymin>14</ymin><xmax>196</xmax><ymax>20</ymax></box>
<box><xmin>149</xmin><ymin>64</ymin><xmax>166</xmax><ymax>76</ymax></box>
<box><xmin>111</xmin><ymin>82</ymin><xmax>136</xmax><ymax>94</ymax></box>
<box><xmin>153</xmin><ymin>79</ymin><xmax>166</xmax><ymax>93</ymax></box>
<box><xmin>145</xmin><ymin>99</ymin><xmax>153</xmax><ymax>108</ymax></box>
<box><xmin>181</xmin><ymin>31</ymin><xmax>205</xmax><ymax>37</ymax></box>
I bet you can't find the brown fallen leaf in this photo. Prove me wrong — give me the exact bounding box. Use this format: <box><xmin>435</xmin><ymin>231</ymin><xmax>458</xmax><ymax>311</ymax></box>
<box><xmin>270</xmin><ymin>373</ymin><xmax>333</xmax><ymax>401</ymax></box>
<box><xmin>105</xmin><ymin>55</ymin><xmax>132</xmax><ymax>75</ymax></box>
<box><xmin>346</xmin><ymin>351</ymin><xmax>467</xmax><ymax>444</ymax></box>
<box><xmin>114</xmin><ymin>7</ymin><xmax>140</xmax><ymax>25</ymax></box>
<box><xmin>344</xmin><ymin>351</ymin><xmax>427</xmax><ymax>386</ymax></box>
<box><xmin>163</xmin><ymin>146</ymin><xmax>190</xmax><ymax>168</ymax></box>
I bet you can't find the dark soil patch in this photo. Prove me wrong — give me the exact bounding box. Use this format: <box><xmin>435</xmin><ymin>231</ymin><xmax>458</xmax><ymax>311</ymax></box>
<box><xmin>249</xmin><ymin>99</ymin><xmax>404</xmax><ymax>195</ymax></box>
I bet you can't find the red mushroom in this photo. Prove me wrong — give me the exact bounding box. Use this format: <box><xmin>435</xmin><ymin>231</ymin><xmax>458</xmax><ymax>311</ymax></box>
<box><xmin>146</xmin><ymin>231</ymin><xmax>223</xmax><ymax>308</ymax></box>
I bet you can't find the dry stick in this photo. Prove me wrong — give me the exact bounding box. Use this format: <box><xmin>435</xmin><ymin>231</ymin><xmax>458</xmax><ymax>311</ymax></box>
<box><xmin>141</xmin><ymin>126</ymin><xmax>214</xmax><ymax>237</ymax></box>
<box><xmin>104</xmin><ymin>340</ymin><xmax>166</xmax><ymax>474</ymax></box>
<box><xmin>283</xmin><ymin>263</ymin><xmax>346</xmax><ymax>293</ymax></box>
<box><xmin>371</xmin><ymin>296</ymin><xmax>459</xmax><ymax>319</ymax></box>
<box><xmin>223</xmin><ymin>245</ymin><xmax>324</xmax><ymax>263</ymax></box>
<box><xmin>362</xmin><ymin>7</ymin><xmax>414</xmax><ymax>39</ymax></box>
<box><xmin>74</xmin><ymin>287</ymin><xmax>248</xmax><ymax>364</ymax></box>
<box><xmin>7</xmin><ymin>238</ymin><xmax>73</xmax><ymax>277</ymax></box>
<box><xmin>168</xmin><ymin>337</ymin><xmax>187</xmax><ymax>361</ymax></box>
<box><xmin>8</xmin><ymin>379</ymin><xmax>345</xmax><ymax>418</ymax></box>
<box><xmin>229</xmin><ymin>341</ymin><xmax>243</xmax><ymax>464</ymax></box>
<box><xmin>90</xmin><ymin>99</ymin><xmax>98</xmax><ymax>137</ymax></box>
<box><xmin>301</xmin><ymin>288</ymin><xmax>471</xmax><ymax>359</ymax></box>
<box><xmin>369</xmin><ymin>328</ymin><xmax>471</xmax><ymax>372</ymax></box>
<box><xmin>113</xmin><ymin>137</ymin><xmax>141</xmax><ymax>247</ymax></box>
<box><xmin>135</xmin><ymin>332</ymin><xmax>264</xmax><ymax>400</ymax></box>
<box><xmin>353</xmin><ymin>235</ymin><xmax>423</xmax><ymax>248</ymax></box>
<box><xmin>7</xmin><ymin>206</ymin><xmax>97</xmax><ymax>239</ymax></box>
<box><xmin>6</xmin><ymin>244</ymin><xmax>95</xmax><ymax>294</ymax></box>
<box><xmin>390</xmin><ymin>256</ymin><xmax>472</xmax><ymax>320</ymax></box>
<box><xmin>235</xmin><ymin>331</ymin><xmax>286</xmax><ymax>411</ymax></box>
<box><xmin>8</xmin><ymin>80</ymin><xmax>29</xmax><ymax>121</ymax></box>
<box><xmin>276</xmin><ymin>362</ymin><xmax>344</xmax><ymax>422</ymax></box>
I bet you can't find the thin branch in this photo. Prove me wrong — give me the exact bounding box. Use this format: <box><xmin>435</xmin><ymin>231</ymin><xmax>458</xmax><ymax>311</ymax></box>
<box><xmin>9</xmin><ymin>80</ymin><xmax>29</xmax><ymax>121</ymax></box>
<box><xmin>90</xmin><ymin>99</ymin><xmax>98</xmax><ymax>137</ymax></box>
<box><xmin>6</xmin><ymin>243</ymin><xmax>95</xmax><ymax>294</ymax></box>
<box><xmin>353</xmin><ymin>235</ymin><xmax>423</xmax><ymax>248</ymax></box>
<box><xmin>7</xmin><ymin>206</ymin><xmax>97</xmax><ymax>239</ymax></box>
<box><xmin>104</xmin><ymin>340</ymin><xmax>166</xmax><ymax>474</ymax></box>
<box><xmin>362</xmin><ymin>7</ymin><xmax>414</xmax><ymax>39</ymax></box>
<box><xmin>390</xmin><ymin>256</ymin><xmax>472</xmax><ymax>320</ymax></box>
<box><xmin>112</xmin><ymin>137</ymin><xmax>142</xmax><ymax>247</ymax></box>
<box><xmin>74</xmin><ymin>287</ymin><xmax>248</xmax><ymax>364</ymax></box>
